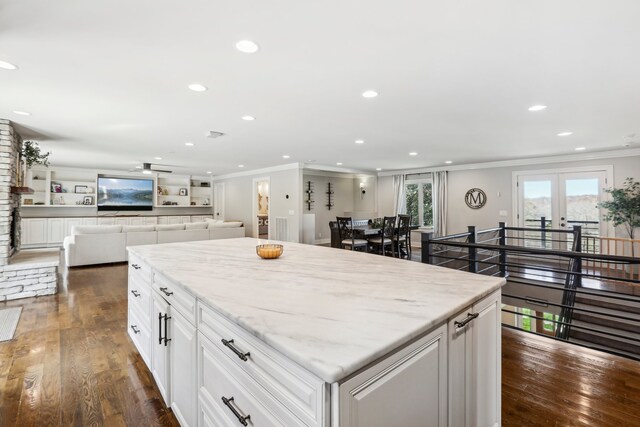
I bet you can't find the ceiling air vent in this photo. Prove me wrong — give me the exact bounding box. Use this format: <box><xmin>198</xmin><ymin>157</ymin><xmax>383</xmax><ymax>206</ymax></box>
<box><xmin>206</xmin><ymin>131</ymin><xmax>225</xmax><ymax>139</ymax></box>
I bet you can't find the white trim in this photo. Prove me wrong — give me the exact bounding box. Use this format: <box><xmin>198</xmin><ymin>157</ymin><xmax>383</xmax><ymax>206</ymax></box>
<box><xmin>314</xmin><ymin>238</ymin><xmax>331</xmax><ymax>245</ymax></box>
<box><xmin>377</xmin><ymin>147</ymin><xmax>640</xmax><ymax>177</ymax></box>
<box><xmin>302</xmin><ymin>168</ymin><xmax>376</xmax><ymax>180</ymax></box>
<box><xmin>302</xmin><ymin>163</ymin><xmax>373</xmax><ymax>175</ymax></box>
<box><xmin>212</xmin><ymin>162</ymin><xmax>300</xmax><ymax>181</ymax></box>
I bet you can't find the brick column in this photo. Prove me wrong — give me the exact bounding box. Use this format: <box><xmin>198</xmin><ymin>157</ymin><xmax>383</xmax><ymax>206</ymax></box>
<box><xmin>0</xmin><ymin>119</ymin><xmax>22</xmax><ymax>265</ymax></box>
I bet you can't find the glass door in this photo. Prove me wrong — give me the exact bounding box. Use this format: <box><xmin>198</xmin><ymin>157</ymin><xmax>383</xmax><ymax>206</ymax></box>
<box><xmin>518</xmin><ymin>175</ymin><xmax>557</xmax><ymax>249</ymax></box>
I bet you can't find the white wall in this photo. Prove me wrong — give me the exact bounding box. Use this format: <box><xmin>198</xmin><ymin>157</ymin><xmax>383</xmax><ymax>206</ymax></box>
<box><xmin>302</xmin><ymin>173</ymin><xmax>355</xmax><ymax>242</ymax></box>
<box><xmin>214</xmin><ymin>166</ymin><xmax>302</xmax><ymax>242</ymax></box>
<box><xmin>377</xmin><ymin>153</ymin><xmax>640</xmax><ymax>236</ymax></box>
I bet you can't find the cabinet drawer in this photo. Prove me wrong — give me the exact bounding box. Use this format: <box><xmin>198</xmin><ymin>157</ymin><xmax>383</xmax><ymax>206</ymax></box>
<box><xmin>129</xmin><ymin>254</ymin><xmax>152</xmax><ymax>284</ymax></box>
<box><xmin>198</xmin><ymin>332</ymin><xmax>306</xmax><ymax>427</ymax></box>
<box><xmin>153</xmin><ymin>272</ymin><xmax>196</xmax><ymax>325</ymax></box>
<box><xmin>128</xmin><ymin>274</ymin><xmax>151</xmax><ymax>324</ymax></box>
<box><xmin>128</xmin><ymin>308</ymin><xmax>151</xmax><ymax>367</ymax></box>
<box><xmin>198</xmin><ymin>303</ymin><xmax>325</xmax><ymax>427</ymax></box>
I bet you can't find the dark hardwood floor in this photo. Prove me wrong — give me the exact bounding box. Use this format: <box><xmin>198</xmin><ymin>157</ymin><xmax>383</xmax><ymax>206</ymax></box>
<box><xmin>1</xmin><ymin>262</ymin><xmax>639</xmax><ymax>426</ymax></box>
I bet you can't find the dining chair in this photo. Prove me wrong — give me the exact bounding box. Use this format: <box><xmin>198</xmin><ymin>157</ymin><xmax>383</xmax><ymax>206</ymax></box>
<box><xmin>336</xmin><ymin>216</ymin><xmax>368</xmax><ymax>252</ymax></box>
<box><xmin>395</xmin><ymin>214</ymin><xmax>412</xmax><ymax>259</ymax></box>
<box><xmin>368</xmin><ymin>216</ymin><xmax>396</xmax><ymax>257</ymax></box>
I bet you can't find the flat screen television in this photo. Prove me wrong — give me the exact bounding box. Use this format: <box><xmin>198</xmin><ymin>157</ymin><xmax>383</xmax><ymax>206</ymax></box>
<box><xmin>97</xmin><ymin>176</ymin><xmax>154</xmax><ymax>211</ymax></box>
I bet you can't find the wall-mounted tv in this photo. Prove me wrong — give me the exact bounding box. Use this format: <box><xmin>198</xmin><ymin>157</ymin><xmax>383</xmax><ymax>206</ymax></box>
<box><xmin>97</xmin><ymin>176</ymin><xmax>154</xmax><ymax>211</ymax></box>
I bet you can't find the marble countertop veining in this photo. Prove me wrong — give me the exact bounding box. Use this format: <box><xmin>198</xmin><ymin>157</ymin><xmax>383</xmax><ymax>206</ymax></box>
<box><xmin>128</xmin><ymin>238</ymin><xmax>505</xmax><ymax>383</ymax></box>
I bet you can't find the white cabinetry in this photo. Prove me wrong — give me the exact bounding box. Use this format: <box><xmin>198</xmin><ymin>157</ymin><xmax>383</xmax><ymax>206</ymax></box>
<box><xmin>448</xmin><ymin>292</ymin><xmax>501</xmax><ymax>427</ymax></box>
<box><xmin>47</xmin><ymin>218</ymin><xmax>65</xmax><ymax>244</ymax></box>
<box><xmin>339</xmin><ymin>324</ymin><xmax>447</xmax><ymax>427</ymax></box>
<box><xmin>150</xmin><ymin>273</ymin><xmax>197</xmax><ymax>427</ymax></box>
<box><xmin>21</xmin><ymin>218</ymin><xmax>48</xmax><ymax>246</ymax></box>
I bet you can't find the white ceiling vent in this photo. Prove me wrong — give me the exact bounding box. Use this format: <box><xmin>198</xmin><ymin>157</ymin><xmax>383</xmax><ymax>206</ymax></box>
<box><xmin>206</xmin><ymin>131</ymin><xmax>225</xmax><ymax>139</ymax></box>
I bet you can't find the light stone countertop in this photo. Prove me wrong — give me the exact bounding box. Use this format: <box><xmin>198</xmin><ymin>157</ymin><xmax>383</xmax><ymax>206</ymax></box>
<box><xmin>128</xmin><ymin>238</ymin><xmax>505</xmax><ymax>383</ymax></box>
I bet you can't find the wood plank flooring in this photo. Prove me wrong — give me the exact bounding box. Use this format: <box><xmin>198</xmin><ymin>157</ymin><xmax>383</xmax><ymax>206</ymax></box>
<box><xmin>0</xmin><ymin>263</ymin><xmax>178</xmax><ymax>427</ymax></box>
<box><xmin>0</xmin><ymin>262</ymin><xmax>639</xmax><ymax>426</ymax></box>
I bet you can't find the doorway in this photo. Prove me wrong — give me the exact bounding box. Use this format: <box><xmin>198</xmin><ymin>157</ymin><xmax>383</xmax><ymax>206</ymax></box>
<box><xmin>515</xmin><ymin>167</ymin><xmax>613</xmax><ymax>248</ymax></box>
<box><xmin>253</xmin><ymin>177</ymin><xmax>270</xmax><ymax>239</ymax></box>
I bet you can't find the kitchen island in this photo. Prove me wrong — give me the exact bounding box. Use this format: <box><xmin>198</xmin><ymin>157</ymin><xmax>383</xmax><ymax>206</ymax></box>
<box><xmin>127</xmin><ymin>238</ymin><xmax>505</xmax><ymax>427</ymax></box>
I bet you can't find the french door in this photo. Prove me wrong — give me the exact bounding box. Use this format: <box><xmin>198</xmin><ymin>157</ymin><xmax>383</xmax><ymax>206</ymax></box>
<box><xmin>516</xmin><ymin>169</ymin><xmax>612</xmax><ymax>249</ymax></box>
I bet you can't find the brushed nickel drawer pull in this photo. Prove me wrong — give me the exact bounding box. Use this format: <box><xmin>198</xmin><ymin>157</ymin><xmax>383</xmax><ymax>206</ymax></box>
<box><xmin>130</xmin><ymin>290</ymin><xmax>140</xmax><ymax>297</ymax></box>
<box><xmin>455</xmin><ymin>312</ymin><xmax>479</xmax><ymax>329</ymax></box>
<box><xmin>221</xmin><ymin>396</ymin><xmax>251</xmax><ymax>426</ymax></box>
<box><xmin>131</xmin><ymin>264</ymin><xmax>141</xmax><ymax>270</ymax></box>
<box><xmin>159</xmin><ymin>287</ymin><xmax>173</xmax><ymax>297</ymax></box>
<box><xmin>130</xmin><ymin>325</ymin><xmax>140</xmax><ymax>334</ymax></box>
<box><xmin>221</xmin><ymin>338</ymin><xmax>250</xmax><ymax>362</ymax></box>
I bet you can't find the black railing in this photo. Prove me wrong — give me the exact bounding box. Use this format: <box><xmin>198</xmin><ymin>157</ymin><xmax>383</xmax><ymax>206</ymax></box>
<box><xmin>421</xmin><ymin>222</ymin><xmax>640</xmax><ymax>360</ymax></box>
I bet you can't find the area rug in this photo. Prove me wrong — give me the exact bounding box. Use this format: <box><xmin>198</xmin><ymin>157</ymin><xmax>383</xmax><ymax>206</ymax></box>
<box><xmin>0</xmin><ymin>307</ymin><xmax>22</xmax><ymax>342</ymax></box>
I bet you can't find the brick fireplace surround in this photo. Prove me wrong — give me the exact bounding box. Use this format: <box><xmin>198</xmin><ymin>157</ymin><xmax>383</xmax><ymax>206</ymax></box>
<box><xmin>0</xmin><ymin>119</ymin><xmax>58</xmax><ymax>302</ymax></box>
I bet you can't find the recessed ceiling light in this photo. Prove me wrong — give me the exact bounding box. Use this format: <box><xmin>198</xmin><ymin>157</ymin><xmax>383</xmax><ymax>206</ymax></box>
<box><xmin>0</xmin><ymin>61</ymin><xmax>18</xmax><ymax>70</ymax></box>
<box><xmin>409</xmin><ymin>152</ymin><xmax>418</xmax><ymax>156</ymax></box>
<box><xmin>206</xmin><ymin>171</ymin><xmax>212</xmax><ymax>174</ymax></box>
<box><xmin>445</xmin><ymin>160</ymin><xmax>453</xmax><ymax>164</ymax></box>
<box><xmin>242</xmin><ymin>115</ymin><xmax>256</xmax><ymax>121</ymax></box>
<box><xmin>236</xmin><ymin>40</ymin><xmax>260</xmax><ymax>54</ymax></box>
<box><xmin>282</xmin><ymin>155</ymin><xmax>290</xmax><ymax>159</ymax></box>
<box><xmin>528</xmin><ymin>105</ymin><xmax>547</xmax><ymax>112</ymax></box>
<box><xmin>355</xmin><ymin>139</ymin><xmax>365</xmax><ymax>144</ymax></box>
<box><xmin>362</xmin><ymin>90</ymin><xmax>379</xmax><ymax>98</ymax></box>
<box><xmin>154</xmin><ymin>157</ymin><xmax>162</xmax><ymax>160</ymax></box>
<box><xmin>376</xmin><ymin>168</ymin><xmax>382</xmax><ymax>171</ymax></box>
<box><xmin>135</xmin><ymin>166</ymin><xmax>142</xmax><ymax>169</ymax></box>
<box><xmin>336</xmin><ymin>162</ymin><xmax>343</xmax><ymax>166</ymax></box>
<box><xmin>142</xmin><ymin>170</ymin><xmax>152</xmax><ymax>175</ymax></box>
<box><xmin>185</xmin><ymin>142</ymin><xmax>195</xmax><ymax>146</ymax></box>
<box><xmin>13</xmin><ymin>110</ymin><xmax>31</xmax><ymax>116</ymax></box>
<box><xmin>557</xmin><ymin>132</ymin><xmax>573</xmax><ymax>137</ymax></box>
<box><xmin>188</xmin><ymin>83</ymin><xmax>207</xmax><ymax>92</ymax></box>
<box><xmin>575</xmin><ymin>147</ymin><xmax>586</xmax><ymax>151</ymax></box>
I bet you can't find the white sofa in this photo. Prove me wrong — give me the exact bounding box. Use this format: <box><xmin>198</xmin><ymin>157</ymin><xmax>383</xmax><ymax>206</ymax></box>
<box><xmin>63</xmin><ymin>221</ymin><xmax>245</xmax><ymax>267</ymax></box>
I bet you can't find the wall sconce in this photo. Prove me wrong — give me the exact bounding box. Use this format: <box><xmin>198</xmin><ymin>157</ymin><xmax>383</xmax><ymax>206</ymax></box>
<box><xmin>360</xmin><ymin>182</ymin><xmax>366</xmax><ymax>199</ymax></box>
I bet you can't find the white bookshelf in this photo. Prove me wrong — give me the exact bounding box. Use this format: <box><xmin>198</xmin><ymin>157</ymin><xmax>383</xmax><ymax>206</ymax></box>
<box><xmin>189</xmin><ymin>177</ymin><xmax>213</xmax><ymax>207</ymax></box>
<box><xmin>49</xmin><ymin>169</ymin><xmax>97</xmax><ymax>207</ymax></box>
<box><xmin>156</xmin><ymin>175</ymin><xmax>191</xmax><ymax>207</ymax></box>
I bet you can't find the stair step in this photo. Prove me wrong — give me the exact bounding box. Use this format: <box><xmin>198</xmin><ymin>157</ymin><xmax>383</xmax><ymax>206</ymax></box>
<box><xmin>572</xmin><ymin>306</ymin><xmax>640</xmax><ymax>334</ymax></box>
<box><xmin>568</xmin><ymin>325</ymin><xmax>640</xmax><ymax>355</ymax></box>
<box><xmin>567</xmin><ymin>337</ymin><xmax>640</xmax><ymax>360</ymax></box>
<box><xmin>574</xmin><ymin>294</ymin><xmax>640</xmax><ymax>315</ymax></box>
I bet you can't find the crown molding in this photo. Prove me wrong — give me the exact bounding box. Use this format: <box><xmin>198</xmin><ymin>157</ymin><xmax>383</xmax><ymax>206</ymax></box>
<box><xmin>377</xmin><ymin>148</ymin><xmax>640</xmax><ymax>177</ymax></box>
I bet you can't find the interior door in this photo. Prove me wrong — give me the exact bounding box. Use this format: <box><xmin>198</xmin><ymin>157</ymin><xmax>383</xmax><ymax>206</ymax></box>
<box><xmin>213</xmin><ymin>183</ymin><xmax>225</xmax><ymax>221</ymax></box>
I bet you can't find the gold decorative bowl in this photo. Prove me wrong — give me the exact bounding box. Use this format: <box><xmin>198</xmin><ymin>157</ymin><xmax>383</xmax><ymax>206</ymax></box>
<box><xmin>256</xmin><ymin>244</ymin><xmax>284</xmax><ymax>259</ymax></box>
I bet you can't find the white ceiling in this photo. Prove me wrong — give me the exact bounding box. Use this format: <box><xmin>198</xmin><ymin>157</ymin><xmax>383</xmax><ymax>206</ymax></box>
<box><xmin>1</xmin><ymin>0</ymin><xmax>639</xmax><ymax>176</ymax></box>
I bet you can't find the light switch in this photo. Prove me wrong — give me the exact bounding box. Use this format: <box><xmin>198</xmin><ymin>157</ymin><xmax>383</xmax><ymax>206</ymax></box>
<box><xmin>288</xmin><ymin>210</ymin><xmax>295</xmax><ymax>215</ymax></box>
<box><xmin>499</xmin><ymin>210</ymin><xmax>508</xmax><ymax>217</ymax></box>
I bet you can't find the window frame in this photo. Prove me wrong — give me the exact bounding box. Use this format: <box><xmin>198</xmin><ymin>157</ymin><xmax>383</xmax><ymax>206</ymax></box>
<box><xmin>404</xmin><ymin>177</ymin><xmax>434</xmax><ymax>227</ymax></box>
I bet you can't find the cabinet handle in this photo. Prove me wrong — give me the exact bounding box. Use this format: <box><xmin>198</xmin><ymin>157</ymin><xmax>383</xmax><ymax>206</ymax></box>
<box><xmin>455</xmin><ymin>312</ymin><xmax>479</xmax><ymax>329</ymax></box>
<box><xmin>163</xmin><ymin>314</ymin><xmax>172</xmax><ymax>346</ymax></box>
<box><xmin>159</xmin><ymin>287</ymin><xmax>173</xmax><ymax>297</ymax></box>
<box><xmin>221</xmin><ymin>396</ymin><xmax>251</xmax><ymax>426</ymax></box>
<box><xmin>130</xmin><ymin>290</ymin><xmax>140</xmax><ymax>297</ymax></box>
<box><xmin>221</xmin><ymin>338</ymin><xmax>250</xmax><ymax>362</ymax></box>
<box><xmin>130</xmin><ymin>325</ymin><xmax>140</xmax><ymax>334</ymax></box>
<box><xmin>158</xmin><ymin>312</ymin><xmax>163</xmax><ymax>344</ymax></box>
<box><xmin>131</xmin><ymin>264</ymin><xmax>141</xmax><ymax>270</ymax></box>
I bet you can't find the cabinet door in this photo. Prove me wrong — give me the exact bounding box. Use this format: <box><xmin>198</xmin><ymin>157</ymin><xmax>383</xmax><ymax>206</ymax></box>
<box><xmin>472</xmin><ymin>291</ymin><xmax>501</xmax><ymax>427</ymax></box>
<box><xmin>448</xmin><ymin>290</ymin><xmax>501</xmax><ymax>427</ymax></box>
<box><xmin>157</xmin><ymin>216</ymin><xmax>168</xmax><ymax>224</ymax></box>
<box><xmin>339</xmin><ymin>324</ymin><xmax>447</xmax><ymax>427</ymax></box>
<box><xmin>167</xmin><ymin>216</ymin><xmax>181</xmax><ymax>225</ymax></box>
<box><xmin>151</xmin><ymin>292</ymin><xmax>171</xmax><ymax>406</ymax></box>
<box><xmin>83</xmin><ymin>217</ymin><xmax>98</xmax><ymax>225</ymax></box>
<box><xmin>114</xmin><ymin>217</ymin><xmax>130</xmax><ymax>226</ymax></box>
<box><xmin>47</xmin><ymin>218</ymin><xmax>65</xmax><ymax>244</ymax></box>
<box><xmin>22</xmin><ymin>218</ymin><xmax>48</xmax><ymax>246</ymax></box>
<box><xmin>170</xmin><ymin>309</ymin><xmax>197</xmax><ymax>427</ymax></box>
<box><xmin>97</xmin><ymin>217</ymin><xmax>115</xmax><ymax>225</ymax></box>
<box><xmin>129</xmin><ymin>217</ymin><xmax>145</xmax><ymax>226</ymax></box>
<box><xmin>143</xmin><ymin>217</ymin><xmax>158</xmax><ymax>225</ymax></box>
<box><xmin>180</xmin><ymin>216</ymin><xmax>191</xmax><ymax>224</ymax></box>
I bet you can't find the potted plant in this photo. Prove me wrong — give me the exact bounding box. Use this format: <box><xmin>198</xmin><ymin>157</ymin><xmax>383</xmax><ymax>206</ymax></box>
<box><xmin>598</xmin><ymin>178</ymin><xmax>640</xmax><ymax>270</ymax></box>
<box><xmin>16</xmin><ymin>140</ymin><xmax>50</xmax><ymax>188</ymax></box>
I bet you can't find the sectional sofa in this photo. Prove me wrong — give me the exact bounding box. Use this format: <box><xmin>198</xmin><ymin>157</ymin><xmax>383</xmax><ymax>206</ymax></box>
<box><xmin>63</xmin><ymin>220</ymin><xmax>244</xmax><ymax>267</ymax></box>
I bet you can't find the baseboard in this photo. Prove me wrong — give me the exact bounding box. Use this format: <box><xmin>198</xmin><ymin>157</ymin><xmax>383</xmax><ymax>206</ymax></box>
<box><xmin>314</xmin><ymin>238</ymin><xmax>330</xmax><ymax>245</ymax></box>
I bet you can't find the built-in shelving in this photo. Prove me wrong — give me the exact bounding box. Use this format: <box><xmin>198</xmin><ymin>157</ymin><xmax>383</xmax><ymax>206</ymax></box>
<box><xmin>22</xmin><ymin>168</ymin><xmax>97</xmax><ymax>207</ymax></box>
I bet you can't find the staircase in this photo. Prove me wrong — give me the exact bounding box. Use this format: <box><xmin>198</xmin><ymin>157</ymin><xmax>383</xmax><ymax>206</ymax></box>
<box><xmin>568</xmin><ymin>291</ymin><xmax>640</xmax><ymax>359</ymax></box>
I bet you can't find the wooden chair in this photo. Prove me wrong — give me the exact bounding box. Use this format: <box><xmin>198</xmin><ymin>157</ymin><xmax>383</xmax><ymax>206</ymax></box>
<box><xmin>336</xmin><ymin>216</ymin><xmax>368</xmax><ymax>252</ymax></box>
<box><xmin>395</xmin><ymin>214</ymin><xmax>412</xmax><ymax>259</ymax></box>
<box><xmin>368</xmin><ymin>216</ymin><xmax>396</xmax><ymax>257</ymax></box>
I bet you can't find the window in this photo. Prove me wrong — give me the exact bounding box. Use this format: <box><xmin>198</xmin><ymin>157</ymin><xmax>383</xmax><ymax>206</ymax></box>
<box><xmin>405</xmin><ymin>179</ymin><xmax>433</xmax><ymax>227</ymax></box>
